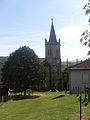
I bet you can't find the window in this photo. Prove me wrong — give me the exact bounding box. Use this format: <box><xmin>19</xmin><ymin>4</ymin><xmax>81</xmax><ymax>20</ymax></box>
<box><xmin>50</xmin><ymin>49</ymin><xmax>52</xmax><ymax>56</ymax></box>
<box><xmin>48</xmin><ymin>49</ymin><xmax>52</xmax><ymax>56</ymax></box>
<box><xmin>48</xmin><ymin>49</ymin><xmax>49</xmax><ymax>56</ymax></box>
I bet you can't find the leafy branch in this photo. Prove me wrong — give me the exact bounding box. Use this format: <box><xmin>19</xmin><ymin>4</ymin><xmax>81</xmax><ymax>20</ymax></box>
<box><xmin>80</xmin><ymin>0</ymin><xmax>90</xmax><ymax>55</ymax></box>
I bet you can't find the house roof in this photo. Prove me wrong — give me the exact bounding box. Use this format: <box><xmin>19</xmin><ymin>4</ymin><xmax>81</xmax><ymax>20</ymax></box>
<box><xmin>70</xmin><ymin>59</ymin><xmax>90</xmax><ymax>70</ymax></box>
<box><xmin>39</xmin><ymin>58</ymin><xmax>45</xmax><ymax>63</ymax></box>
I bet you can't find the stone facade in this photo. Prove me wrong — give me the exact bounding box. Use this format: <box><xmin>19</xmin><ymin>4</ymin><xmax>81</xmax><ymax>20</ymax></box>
<box><xmin>45</xmin><ymin>20</ymin><xmax>62</xmax><ymax>90</ymax></box>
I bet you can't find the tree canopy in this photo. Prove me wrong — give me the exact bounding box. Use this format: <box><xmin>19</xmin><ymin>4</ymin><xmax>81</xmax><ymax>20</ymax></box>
<box><xmin>1</xmin><ymin>46</ymin><xmax>47</xmax><ymax>92</ymax></box>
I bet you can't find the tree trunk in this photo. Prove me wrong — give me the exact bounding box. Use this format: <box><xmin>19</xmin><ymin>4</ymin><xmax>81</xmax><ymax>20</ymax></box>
<box><xmin>88</xmin><ymin>92</ymin><xmax>90</xmax><ymax>101</ymax></box>
<box><xmin>24</xmin><ymin>90</ymin><xmax>26</xmax><ymax>96</ymax></box>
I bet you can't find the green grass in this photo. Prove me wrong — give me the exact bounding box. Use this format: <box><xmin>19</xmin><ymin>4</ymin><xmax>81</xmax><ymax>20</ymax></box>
<box><xmin>0</xmin><ymin>92</ymin><xmax>90</xmax><ymax>120</ymax></box>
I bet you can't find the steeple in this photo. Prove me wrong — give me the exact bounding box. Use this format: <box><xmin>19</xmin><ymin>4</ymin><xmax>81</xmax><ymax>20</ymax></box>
<box><xmin>45</xmin><ymin>20</ymin><xmax>62</xmax><ymax>90</ymax></box>
<box><xmin>49</xmin><ymin>18</ymin><xmax>57</xmax><ymax>43</ymax></box>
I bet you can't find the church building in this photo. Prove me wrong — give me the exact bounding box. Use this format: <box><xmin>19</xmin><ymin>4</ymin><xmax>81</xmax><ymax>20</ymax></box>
<box><xmin>44</xmin><ymin>19</ymin><xmax>63</xmax><ymax>90</ymax></box>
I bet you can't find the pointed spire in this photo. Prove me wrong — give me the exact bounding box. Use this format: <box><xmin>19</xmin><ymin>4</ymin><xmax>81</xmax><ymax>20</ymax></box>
<box><xmin>51</xmin><ymin>18</ymin><xmax>53</xmax><ymax>23</ymax></box>
<box><xmin>49</xmin><ymin>18</ymin><xmax>57</xmax><ymax>43</ymax></box>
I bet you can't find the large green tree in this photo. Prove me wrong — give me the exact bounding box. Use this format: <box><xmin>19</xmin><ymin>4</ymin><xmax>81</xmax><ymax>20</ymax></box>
<box><xmin>80</xmin><ymin>0</ymin><xmax>90</xmax><ymax>54</ymax></box>
<box><xmin>1</xmin><ymin>46</ymin><xmax>47</xmax><ymax>93</ymax></box>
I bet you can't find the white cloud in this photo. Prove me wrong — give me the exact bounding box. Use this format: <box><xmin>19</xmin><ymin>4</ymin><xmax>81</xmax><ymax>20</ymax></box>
<box><xmin>56</xmin><ymin>23</ymin><xmax>89</xmax><ymax>61</ymax></box>
<box><xmin>57</xmin><ymin>25</ymin><xmax>84</xmax><ymax>40</ymax></box>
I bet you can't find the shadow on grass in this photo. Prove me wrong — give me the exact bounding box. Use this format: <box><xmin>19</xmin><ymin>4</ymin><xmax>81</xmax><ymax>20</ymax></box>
<box><xmin>12</xmin><ymin>95</ymin><xmax>40</xmax><ymax>101</ymax></box>
<box><xmin>0</xmin><ymin>94</ymin><xmax>40</xmax><ymax>103</ymax></box>
<box><xmin>52</xmin><ymin>95</ymin><xmax>65</xmax><ymax>100</ymax></box>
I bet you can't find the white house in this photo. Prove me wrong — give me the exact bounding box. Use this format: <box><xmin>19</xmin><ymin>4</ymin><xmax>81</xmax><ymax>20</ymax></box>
<box><xmin>69</xmin><ymin>59</ymin><xmax>90</xmax><ymax>94</ymax></box>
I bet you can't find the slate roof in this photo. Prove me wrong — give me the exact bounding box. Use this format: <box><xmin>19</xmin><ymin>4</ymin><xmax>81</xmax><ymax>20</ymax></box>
<box><xmin>70</xmin><ymin>59</ymin><xmax>90</xmax><ymax>70</ymax></box>
<box><xmin>40</xmin><ymin>58</ymin><xmax>45</xmax><ymax>63</ymax></box>
<box><xmin>49</xmin><ymin>19</ymin><xmax>57</xmax><ymax>43</ymax></box>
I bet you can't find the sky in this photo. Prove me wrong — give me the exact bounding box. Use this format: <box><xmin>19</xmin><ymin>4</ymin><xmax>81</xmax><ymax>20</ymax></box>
<box><xmin>0</xmin><ymin>0</ymin><xmax>89</xmax><ymax>61</ymax></box>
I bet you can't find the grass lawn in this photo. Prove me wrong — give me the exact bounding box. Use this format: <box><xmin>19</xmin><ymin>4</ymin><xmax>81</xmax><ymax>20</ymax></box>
<box><xmin>0</xmin><ymin>92</ymin><xmax>90</xmax><ymax>120</ymax></box>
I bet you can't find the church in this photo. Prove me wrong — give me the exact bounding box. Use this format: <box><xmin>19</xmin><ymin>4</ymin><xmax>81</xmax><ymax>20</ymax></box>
<box><xmin>43</xmin><ymin>19</ymin><xmax>63</xmax><ymax>90</ymax></box>
<box><xmin>0</xmin><ymin>19</ymin><xmax>63</xmax><ymax>93</ymax></box>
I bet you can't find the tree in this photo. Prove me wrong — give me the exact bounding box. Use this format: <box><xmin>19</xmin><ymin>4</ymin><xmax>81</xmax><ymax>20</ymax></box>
<box><xmin>1</xmin><ymin>46</ymin><xmax>47</xmax><ymax>94</ymax></box>
<box><xmin>32</xmin><ymin>64</ymin><xmax>48</xmax><ymax>91</ymax></box>
<box><xmin>80</xmin><ymin>0</ymin><xmax>90</xmax><ymax>54</ymax></box>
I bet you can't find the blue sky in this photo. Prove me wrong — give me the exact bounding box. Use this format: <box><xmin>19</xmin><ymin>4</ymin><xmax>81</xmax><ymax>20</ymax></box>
<box><xmin>0</xmin><ymin>0</ymin><xmax>89</xmax><ymax>61</ymax></box>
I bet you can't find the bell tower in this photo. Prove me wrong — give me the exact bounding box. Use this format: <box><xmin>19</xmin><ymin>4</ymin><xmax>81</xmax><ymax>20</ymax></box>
<box><xmin>45</xmin><ymin>19</ymin><xmax>62</xmax><ymax>90</ymax></box>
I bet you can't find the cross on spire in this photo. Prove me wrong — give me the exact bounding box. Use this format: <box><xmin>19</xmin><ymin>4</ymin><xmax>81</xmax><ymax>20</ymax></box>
<box><xmin>51</xmin><ymin>18</ymin><xmax>53</xmax><ymax>23</ymax></box>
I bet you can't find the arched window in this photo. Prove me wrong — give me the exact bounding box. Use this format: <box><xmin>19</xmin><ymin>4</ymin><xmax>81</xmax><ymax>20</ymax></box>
<box><xmin>50</xmin><ymin>49</ymin><xmax>52</xmax><ymax>56</ymax></box>
<box><xmin>48</xmin><ymin>49</ymin><xmax>50</xmax><ymax>56</ymax></box>
<box><xmin>48</xmin><ymin>49</ymin><xmax>52</xmax><ymax>56</ymax></box>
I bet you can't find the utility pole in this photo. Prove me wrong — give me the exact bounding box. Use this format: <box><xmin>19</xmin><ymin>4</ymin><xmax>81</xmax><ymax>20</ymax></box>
<box><xmin>67</xmin><ymin>58</ymin><xmax>69</xmax><ymax>90</ymax></box>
